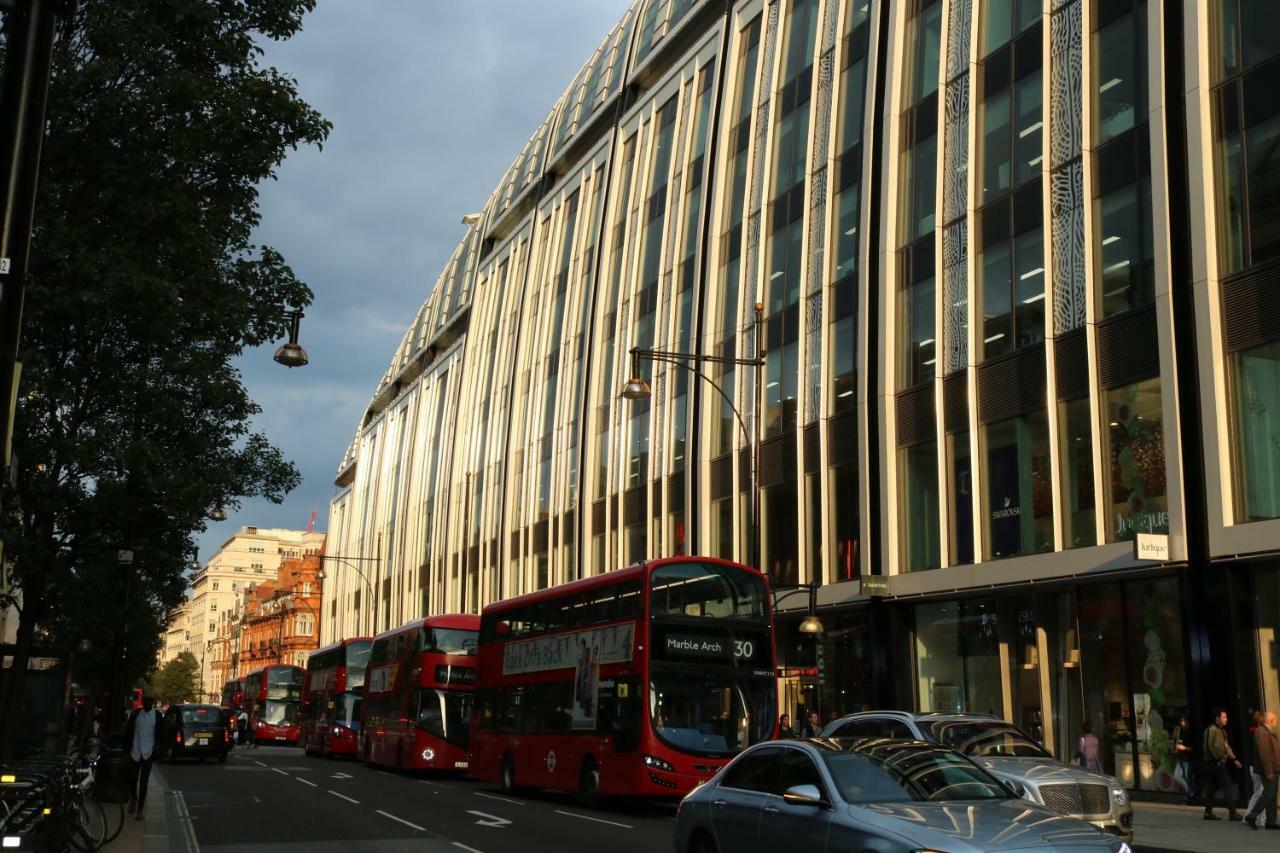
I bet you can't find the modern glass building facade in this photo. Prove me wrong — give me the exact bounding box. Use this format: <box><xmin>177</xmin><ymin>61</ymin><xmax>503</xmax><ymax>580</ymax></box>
<box><xmin>322</xmin><ymin>0</ymin><xmax>1280</xmax><ymax>793</ymax></box>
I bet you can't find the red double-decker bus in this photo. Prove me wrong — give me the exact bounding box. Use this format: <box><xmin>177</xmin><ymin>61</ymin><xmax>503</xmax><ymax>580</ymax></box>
<box><xmin>220</xmin><ymin>677</ymin><xmax>246</xmax><ymax>712</ymax></box>
<box><xmin>470</xmin><ymin>557</ymin><xmax>777</xmax><ymax>802</ymax></box>
<box><xmin>244</xmin><ymin>665</ymin><xmax>305</xmax><ymax>744</ymax></box>
<box><xmin>361</xmin><ymin>614</ymin><xmax>478</xmax><ymax>772</ymax></box>
<box><xmin>300</xmin><ymin>637</ymin><xmax>372</xmax><ymax>757</ymax></box>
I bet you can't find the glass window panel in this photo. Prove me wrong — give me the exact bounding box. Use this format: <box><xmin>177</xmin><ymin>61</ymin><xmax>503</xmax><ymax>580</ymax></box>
<box><xmin>1097</xmin><ymin>175</ymin><xmax>1154</xmax><ymax>316</ymax></box>
<box><xmin>910</xmin><ymin>131</ymin><xmax>939</xmax><ymax>239</ymax></box>
<box><xmin>911</xmin><ymin>1</ymin><xmax>944</xmax><ymax>103</ymax></box>
<box><xmin>830</xmin><ymin>462</ymin><xmax>860</xmax><ymax>580</ymax></box>
<box><xmin>1218</xmin><ymin>0</ymin><xmax>1241</xmax><ymax>80</ymax></box>
<box><xmin>903</xmin><ymin>269</ymin><xmax>937</xmax><ymax>386</ymax></box>
<box><xmin>764</xmin><ymin>482</ymin><xmax>800</xmax><ymax>586</ymax></box>
<box><xmin>1060</xmin><ymin>397</ymin><xmax>1097</xmax><ymax>547</ymax></box>
<box><xmin>1243</xmin><ymin>78</ymin><xmax>1280</xmax><ymax>264</ymax></box>
<box><xmin>832</xmin><ymin>314</ymin><xmax>856</xmax><ymax>412</ymax></box>
<box><xmin>983</xmin><ymin>410</ymin><xmax>1053</xmax><ymax>559</ymax></box>
<box><xmin>1241</xmin><ymin>0</ymin><xmax>1280</xmax><ymax>70</ymax></box>
<box><xmin>1233</xmin><ymin>340</ymin><xmax>1280</xmax><ymax>521</ymax></box>
<box><xmin>840</xmin><ymin>58</ymin><xmax>868</xmax><ymax>154</ymax></box>
<box><xmin>1096</xmin><ymin>10</ymin><xmax>1145</xmax><ymax>145</ymax></box>
<box><xmin>1013</xmin><ymin>70</ymin><xmax>1043</xmax><ymax>187</ymax></box>
<box><xmin>1217</xmin><ymin>86</ymin><xmax>1247</xmax><ymax>274</ymax></box>
<box><xmin>834</xmin><ymin>185</ymin><xmax>861</xmax><ymax>279</ymax></box>
<box><xmin>1105</xmin><ymin>378</ymin><xmax>1168</xmax><ymax>541</ymax></box>
<box><xmin>902</xmin><ymin>442</ymin><xmax>941</xmax><ymax>571</ymax></box>
<box><xmin>981</xmin><ymin>239</ymin><xmax>1013</xmax><ymax>358</ymax></box>
<box><xmin>984</xmin><ymin>0</ymin><xmax>1013</xmax><ymax>56</ymax></box>
<box><xmin>1013</xmin><ymin>226</ymin><xmax>1045</xmax><ymax>347</ymax></box>
<box><xmin>982</xmin><ymin>87</ymin><xmax>1013</xmax><ymax>204</ymax></box>
<box><xmin>784</xmin><ymin>0</ymin><xmax>820</xmax><ymax>83</ymax></box>
<box><xmin>948</xmin><ymin>429</ymin><xmax>974</xmax><ymax>564</ymax></box>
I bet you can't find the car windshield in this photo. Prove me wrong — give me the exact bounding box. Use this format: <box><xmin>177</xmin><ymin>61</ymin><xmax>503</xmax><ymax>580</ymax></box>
<box><xmin>919</xmin><ymin>720</ymin><xmax>1050</xmax><ymax>758</ymax></box>
<box><xmin>334</xmin><ymin>693</ymin><xmax>362</xmax><ymax>731</ymax></box>
<box><xmin>261</xmin><ymin>700</ymin><xmax>298</xmax><ymax>726</ymax></box>
<box><xmin>181</xmin><ymin>707</ymin><xmax>224</xmax><ymax>726</ymax></box>
<box><xmin>649</xmin><ymin>672</ymin><xmax>774</xmax><ymax>756</ymax></box>
<box><xmin>821</xmin><ymin>740</ymin><xmax>1012</xmax><ymax>803</ymax></box>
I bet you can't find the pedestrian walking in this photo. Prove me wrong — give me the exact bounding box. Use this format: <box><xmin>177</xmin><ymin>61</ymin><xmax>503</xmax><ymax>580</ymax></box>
<box><xmin>1201</xmin><ymin>707</ymin><xmax>1243</xmax><ymax>821</ymax></box>
<box><xmin>1076</xmin><ymin>721</ymin><xmax>1103</xmax><ymax>774</ymax></box>
<box><xmin>1174</xmin><ymin>715</ymin><xmax>1195</xmax><ymax>803</ymax></box>
<box><xmin>1245</xmin><ymin>711</ymin><xmax>1265</xmax><ymax>819</ymax></box>
<box><xmin>1244</xmin><ymin>710</ymin><xmax>1279</xmax><ymax>831</ymax></box>
<box><xmin>777</xmin><ymin>714</ymin><xmax>794</xmax><ymax>739</ymax></box>
<box><xmin>125</xmin><ymin>695</ymin><xmax>162</xmax><ymax>821</ymax></box>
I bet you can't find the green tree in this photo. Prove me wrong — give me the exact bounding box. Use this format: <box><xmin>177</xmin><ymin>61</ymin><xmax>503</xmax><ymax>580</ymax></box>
<box><xmin>147</xmin><ymin>652</ymin><xmax>202</xmax><ymax>707</ymax></box>
<box><xmin>0</xmin><ymin>0</ymin><xmax>330</xmax><ymax>756</ymax></box>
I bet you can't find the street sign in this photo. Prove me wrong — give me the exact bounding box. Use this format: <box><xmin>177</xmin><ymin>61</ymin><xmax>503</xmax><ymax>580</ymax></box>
<box><xmin>860</xmin><ymin>575</ymin><xmax>889</xmax><ymax>597</ymax></box>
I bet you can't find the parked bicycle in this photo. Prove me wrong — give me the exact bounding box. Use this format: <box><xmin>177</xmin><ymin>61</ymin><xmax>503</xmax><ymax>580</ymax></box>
<box><xmin>0</xmin><ymin>747</ymin><xmax>124</xmax><ymax>851</ymax></box>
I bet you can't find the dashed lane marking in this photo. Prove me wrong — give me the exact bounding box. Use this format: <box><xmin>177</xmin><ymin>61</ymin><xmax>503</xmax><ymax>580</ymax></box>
<box><xmin>474</xmin><ymin>792</ymin><xmax>524</xmax><ymax>806</ymax></box>
<box><xmin>328</xmin><ymin>790</ymin><xmax>360</xmax><ymax>804</ymax></box>
<box><xmin>272</xmin><ymin>768</ymin><xmax>289</xmax><ymax>776</ymax></box>
<box><xmin>453</xmin><ymin>844</ymin><xmax>484</xmax><ymax>853</ymax></box>
<box><xmin>376</xmin><ymin>809</ymin><xmax>427</xmax><ymax>832</ymax></box>
<box><xmin>253</xmin><ymin>761</ymin><xmax>267</xmax><ymax>767</ymax></box>
<box><xmin>295</xmin><ymin>776</ymin><xmax>318</xmax><ymax>787</ymax></box>
<box><xmin>467</xmin><ymin>810</ymin><xmax>511</xmax><ymax>828</ymax></box>
<box><xmin>553</xmin><ymin>809</ymin><xmax>633</xmax><ymax>829</ymax></box>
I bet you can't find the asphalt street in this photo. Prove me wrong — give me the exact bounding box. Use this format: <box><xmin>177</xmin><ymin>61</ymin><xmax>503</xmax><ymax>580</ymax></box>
<box><xmin>158</xmin><ymin>745</ymin><xmax>678</xmax><ymax>853</ymax></box>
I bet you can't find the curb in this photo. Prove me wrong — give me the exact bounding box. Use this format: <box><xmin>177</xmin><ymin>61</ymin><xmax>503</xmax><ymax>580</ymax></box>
<box><xmin>145</xmin><ymin>765</ymin><xmax>199</xmax><ymax>853</ymax></box>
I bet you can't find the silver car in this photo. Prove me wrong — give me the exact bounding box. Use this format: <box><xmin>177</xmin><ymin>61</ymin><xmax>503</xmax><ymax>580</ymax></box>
<box><xmin>674</xmin><ymin>737</ymin><xmax>1131</xmax><ymax>853</ymax></box>
<box><xmin>822</xmin><ymin>712</ymin><xmax>1134</xmax><ymax>842</ymax></box>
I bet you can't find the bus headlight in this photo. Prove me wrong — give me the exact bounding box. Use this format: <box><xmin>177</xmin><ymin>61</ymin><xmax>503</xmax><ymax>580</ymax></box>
<box><xmin>421</xmin><ymin>748</ymin><xmax>435</xmax><ymax>762</ymax></box>
<box><xmin>332</xmin><ymin>727</ymin><xmax>342</xmax><ymax>738</ymax></box>
<box><xmin>643</xmin><ymin>754</ymin><xmax>674</xmax><ymax>772</ymax></box>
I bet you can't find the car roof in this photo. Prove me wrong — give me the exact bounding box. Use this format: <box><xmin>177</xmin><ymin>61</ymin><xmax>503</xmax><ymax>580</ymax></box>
<box><xmin>834</xmin><ymin>711</ymin><xmax>1007</xmax><ymax>723</ymax></box>
<box><xmin>757</xmin><ymin>736</ymin><xmax>953</xmax><ymax>756</ymax></box>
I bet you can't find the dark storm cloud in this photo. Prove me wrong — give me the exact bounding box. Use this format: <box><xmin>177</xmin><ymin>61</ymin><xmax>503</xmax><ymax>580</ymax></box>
<box><xmin>197</xmin><ymin>0</ymin><xmax>631</xmax><ymax>558</ymax></box>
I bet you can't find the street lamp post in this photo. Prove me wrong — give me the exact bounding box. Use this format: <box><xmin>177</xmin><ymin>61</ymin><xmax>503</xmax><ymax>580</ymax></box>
<box><xmin>316</xmin><ymin>555</ymin><xmax>380</xmax><ymax>637</ymax></box>
<box><xmin>273</xmin><ymin>308</ymin><xmax>309</xmax><ymax>368</ymax></box>
<box><xmin>621</xmin><ymin>304</ymin><xmax>766</xmax><ymax>570</ymax></box>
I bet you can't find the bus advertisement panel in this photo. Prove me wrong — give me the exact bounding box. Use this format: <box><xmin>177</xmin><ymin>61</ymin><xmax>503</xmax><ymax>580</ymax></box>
<box><xmin>362</xmin><ymin>614</ymin><xmax>478</xmax><ymax>772</ymax></box>
<box><xmin>300</xmin><ymin>637</ymin><xmax>372</xmax><ymax>757</ymax></box>
<box><xmin>244</xmin><ymin>665</ymin><xmax>305</xmax><ymax>744</ymax></box>
<box><xmin>470</xmin><ymin>557</ymin><xmax>777</xmax><ymax>801</ymax></box>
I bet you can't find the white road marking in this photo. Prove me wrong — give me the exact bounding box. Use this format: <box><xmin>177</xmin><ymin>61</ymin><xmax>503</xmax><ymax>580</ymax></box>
<box><xmin>330</xmin><ymin>772</ymin><xmax>352</xmax><ymax>780</ymax></box>
<box><xmin>253</xmin><ymin>761</ymin><xmax>267</xmax><ymax>767</ymax></box>
<box><xmin>474</xmin><ymin>792</ymin><xmax>524</xmax><ymax>806</ymax></box>
<box><xmin>467</xmin><ymin>810</ymin><xmax>511</xmax><ymax>828</ymax></box>
<box><xmin>453</xmin><ymin>844</ymin><xmax>484</xmax><ymax>853</ymax></box>
<box><xmin>328</xmin><ymin>790</ymin><xmax>360</xmax><ymax>804</ymax></box>
<box><xmin>295</xmin><ymin>777</ymin><xmax>318</xmax><ymax>787</ymax></box>
<box><xmin>553</xmin><ymin>809</ymin><xmax>633</xmax><ymax>829</ymax></box>
<box><xmin>377</xmin><ymin>809</ymin><xmax>427</xmax><ymax>832</ymax></box>
<box><xmin>417</xmin><ymin>778</ymin><xmax>443</xmax><ymax>787</ymax></box>
<box><xmin>272</xmin><ymin>768</ymin><xmax>289</xmax><ymax>776</ymax></box>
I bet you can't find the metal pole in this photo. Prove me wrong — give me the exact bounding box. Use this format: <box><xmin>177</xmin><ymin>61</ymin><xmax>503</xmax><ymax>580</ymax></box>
<box><xmin>752</xmin><ymin>303</ymin><xmax>764</xmax><ymax>573</ymax></box>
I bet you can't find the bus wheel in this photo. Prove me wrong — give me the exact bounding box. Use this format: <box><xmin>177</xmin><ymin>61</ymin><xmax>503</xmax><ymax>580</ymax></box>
<box><xmin>396</xmin><ymin>742</ymin><xmax>406</xmax><ymax>774</ymax></box>
<box><xmin>577</xmin><ymin>757</ymin><xmax>600</xmax><ymax>808</ymax></box>
<box><xmin>499</xmin><ymin>754</ymin><xmax>516</xmax><ymax>794</ymax></box>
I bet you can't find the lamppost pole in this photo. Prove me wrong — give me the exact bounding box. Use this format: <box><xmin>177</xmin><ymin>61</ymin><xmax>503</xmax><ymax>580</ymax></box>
<box><xmin>621</xmin><ymin>304</ymin><xmax>765</xmax><ymax>570</ymax></box>
<box><xmin>317</xmin><ymin>555</ymin><xmax>379</xmax><ymax>638</ymax></box>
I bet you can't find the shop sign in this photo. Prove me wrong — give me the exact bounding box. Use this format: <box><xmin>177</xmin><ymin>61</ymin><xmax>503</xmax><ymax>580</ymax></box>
<box><xmin>860</xmin><ymin>575</ymin><xmax>889</xmax><ymax>597</ymax></box>
<box><xmin>1133</xmin><ymin>533</ymin><xmax>1169</xmax><ymax>562</ymax></box>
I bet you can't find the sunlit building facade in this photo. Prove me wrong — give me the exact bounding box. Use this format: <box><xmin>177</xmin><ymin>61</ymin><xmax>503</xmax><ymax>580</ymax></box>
<box><xmin>324</xmin><ymin>0</ymin><xmax>1280</xmax><ymax>792</ymax></box>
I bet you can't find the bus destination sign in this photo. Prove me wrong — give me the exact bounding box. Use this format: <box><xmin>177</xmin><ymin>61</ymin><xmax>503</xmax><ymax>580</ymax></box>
<box><xmin>653</xmin><ymin>625</ymin><xmax>771</xmax><ymax>668</ymax></box>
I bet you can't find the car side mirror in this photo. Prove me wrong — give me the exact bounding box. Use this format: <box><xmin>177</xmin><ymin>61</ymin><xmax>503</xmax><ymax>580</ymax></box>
<box><xmin>782</xmin><ymin>784</ymin><xmax>824</xmax><ymax>807</ymax></box>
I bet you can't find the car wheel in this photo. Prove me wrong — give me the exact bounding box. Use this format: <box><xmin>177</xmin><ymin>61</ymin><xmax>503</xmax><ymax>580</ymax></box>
<box><xmin>689</xmin><ymin>830</ymin><xmax>718</xmax><ymax>853</ymax></box>
<box><xmin>577</xmin><ymin>757</ymin><xmax>601</xmax><ymax>808</ymax></box>
<box><xmin>499</xmin><ymin>754</ymin><xmax>516</xmax><ymax>794</ymax></box>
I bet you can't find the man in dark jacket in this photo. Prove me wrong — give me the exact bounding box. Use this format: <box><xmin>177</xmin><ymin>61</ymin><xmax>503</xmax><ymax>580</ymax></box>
<box><xmin>1202</xmin><ymin>707</ymin><xmax>1243</xmax><ymax>821</ymax></box>
<box><xmin>1244</xmin><ymin>711</ymin><xmax>1279</xmax><ymax>830</ymax></box>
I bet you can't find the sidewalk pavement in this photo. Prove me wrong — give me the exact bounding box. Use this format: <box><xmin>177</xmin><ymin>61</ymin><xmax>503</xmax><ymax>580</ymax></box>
<box><xmin>1132</xmin><ymin>800</ymin><xmax>1278</xmax><ymax>853</ymax></box>
<box><xmin>100</xmin><ymin>763</ymin><xmax>194</xmax><ymax>853</ymax></box>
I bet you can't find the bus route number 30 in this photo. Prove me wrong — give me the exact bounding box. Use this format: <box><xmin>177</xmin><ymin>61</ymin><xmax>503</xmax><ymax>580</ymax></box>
<box><xmin>733</xmin><ymin>639</ymin><xmax>754</xmax><ymax>660</ymax></box>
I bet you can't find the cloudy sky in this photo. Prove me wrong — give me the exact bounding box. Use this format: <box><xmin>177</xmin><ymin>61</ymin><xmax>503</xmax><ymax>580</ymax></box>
<box><xmin>196</xmin><ymin>0</ymin><xmax>632</xmax><ymax>561</ymax></box>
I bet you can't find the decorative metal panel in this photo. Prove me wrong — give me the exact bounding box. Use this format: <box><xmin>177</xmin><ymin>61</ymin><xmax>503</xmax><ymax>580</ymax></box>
<box><xmin>810</xmin><ymin>47</ymin><xmax>836</xmax><ymax>197</ymax></box>
<box><xmin>943</xmin><ymin>220</ymin><xmax>969</xmax><ymax>374</ymax></box>
<box><xmin>943</xmin><ymin>75</ymin><xmax>970</xmax><ymax>224</ymax></box>
<box><xmin>946</xmin><ymin>0</ymin><xmax>973</xmax><ymax>82</ymax></box>
<box><xmin>821</xmin><ymin>0</ymin><xmax>840</xmax><ymax>53</ymax></box>
<box><xmin>1049</xmin><ymin>1</ymin><xmax>1082</xmax><ymax>170</ymax></box>
<box><xmin>805</xmin><ymin>291</ymin><xmax>823</xmax><ymax>423</ymax></box>
<box><xmin>808</xmin><ymin>164</ymin><xmax>828</xmax><ymax>298</ymax></box>
<box><xmin>1051</xmin><ymin>160</ymin><xmax>1086</xmax><ymax>333</ymax></box>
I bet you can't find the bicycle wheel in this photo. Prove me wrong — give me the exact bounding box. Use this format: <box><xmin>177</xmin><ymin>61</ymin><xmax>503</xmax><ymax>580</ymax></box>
<box><xmin>66</xmin><ymin>791</ymin><xmax>106</xmax><ymax>852</ymax></box>
<box><xmin>95</xmin><ymin>789</ymin><xmax>125</xmax><ymax>845</ymax></box>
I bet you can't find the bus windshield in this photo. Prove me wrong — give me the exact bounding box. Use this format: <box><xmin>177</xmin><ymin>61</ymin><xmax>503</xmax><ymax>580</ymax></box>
<box><xmin>417</xmin><ymin>689</ymin><xmax>472</xmax><ymax>748</ymax></box>
<box><xmin>649</xmin><ymin>562</ymin><xmax>768</xmax><ymax>620</ymax></box>
<box><xmin>261</xmin><ymin>700</ymin><xmax>298</xmax><ymax>726</ymax></box>
<box><xmin>424</xmin><ymin>629</ymin><xmax>478</xmax><ymax>656</ymax></box>
<box><xmin>266</xmin><ymin>668</ymin><xmax>302</xmax><ymax>700</ymax></box>
<box><xmin>346</xmin><ymin>641</ymin><xmax>373</xmax><ymax>687</ymax></box>
<box><xmin>334</xmin><ymin>693</ymin><xmax>362</xmax><ymax>731</ymax></box>
<box><xmin>648</xmin><ymin>671</ymin><xmax>775</xmax><ymax>756</ymax></box>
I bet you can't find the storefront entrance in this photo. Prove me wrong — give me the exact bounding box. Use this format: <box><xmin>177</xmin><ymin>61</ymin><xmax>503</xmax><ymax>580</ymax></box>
<box><xmin>910</xmin><ymin>574</ymin><xmax>1189</xmax><ymax>792</ymax></box>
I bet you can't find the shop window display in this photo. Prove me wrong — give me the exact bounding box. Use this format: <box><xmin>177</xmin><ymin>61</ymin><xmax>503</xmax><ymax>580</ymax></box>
<box><xmin>1105</xmin><ymin>378</ymin><xmax>1168</xmax><ymax>541</ymax></box>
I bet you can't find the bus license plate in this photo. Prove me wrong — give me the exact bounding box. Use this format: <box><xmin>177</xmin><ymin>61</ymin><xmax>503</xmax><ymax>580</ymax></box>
<box><xmin>195</xmin><ymin>738</ymin><xmax>207</xmax><ymax>746</ymax></box>
<box><xmin>275</xmin><ymin>736</ymin><xmax>286</xmax><ymax>741</ymax></box>
<box><xmin>454</xmin><ymin>761</ymin><xmax>468</xmax><ymax>769</ymax></box>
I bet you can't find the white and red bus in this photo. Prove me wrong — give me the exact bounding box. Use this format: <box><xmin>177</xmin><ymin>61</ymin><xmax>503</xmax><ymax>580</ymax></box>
<box><xmin>300</xmin><ymin>637</ymin><xmax>373</xmax><ymax>757</ymax></box>
<box><xmin>470</xmin><ymin>557</ymin><xmax>777</xmax><ymax>802</ymax></box>
<box><xmin>361</xmin><ymin>614</ymin><xmax>479</xmax><ymax>772</ymax></box>
<box><xmin>244</xmin><ymin>665</ymin><xmax>305</xmax><ymax>744</ymax></box>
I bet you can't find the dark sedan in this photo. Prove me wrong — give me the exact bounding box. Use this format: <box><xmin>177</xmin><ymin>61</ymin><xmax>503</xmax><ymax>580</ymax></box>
<box><xmin>163</xmin><ymin>704</ymin><xmax>232</xmax><ymax>763</ymax></box>
<box><xmin>674</xmin><ymin>737</ymin><xmax>1133</xmax><ymax>853</ymax></box>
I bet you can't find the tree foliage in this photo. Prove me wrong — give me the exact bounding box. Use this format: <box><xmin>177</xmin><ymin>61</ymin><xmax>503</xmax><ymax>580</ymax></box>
<box><xmin>146</xmin><ymin>651</ymin><xmax>202</xmax><ymax>707</ymax></box>
<box><xmin>0</xmin><ymin>0</ymin><xmax>330</xmax><ymax>752</ymax></box>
